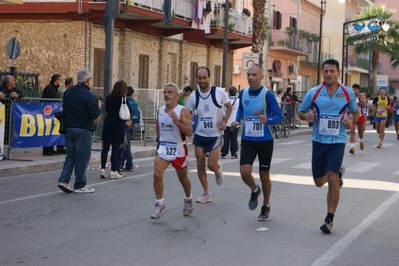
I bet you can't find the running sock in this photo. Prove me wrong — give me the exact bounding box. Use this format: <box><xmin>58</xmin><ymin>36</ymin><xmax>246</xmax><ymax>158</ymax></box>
<box><xmin>184</xmin><ymin>194</ymin><xmax>192</xmax><ymax>200</ymax></box>
<box><xmin>359</xmin><ymin>138</ymin><xmax>363</xmax><ymax>142</ymax></box>
<box><xmin>204</xmin><ymin>189</ymin><xmax>210</xmax><ymax>195</ymax></box>
<box><xmin>253</xmin><ymin>187</ymin><xmax>259</xmax><ymax>193</ymax></box>
<box><xmin>155</xmin><ymin>198</ymin><xmax>164</xmax><ymax>205</ymax></box>
<box><xmin>350</xmin><ymin>143</ymin><xmax>355</xmax><ymax>148</ymax></box>
<box><xmin>326</xmin><ymin>213</ymin><xmax>334</xmax><ymax>223</ymax></box>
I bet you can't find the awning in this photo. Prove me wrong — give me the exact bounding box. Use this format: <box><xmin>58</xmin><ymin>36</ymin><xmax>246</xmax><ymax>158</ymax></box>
<box><xmin>0</xmin><ymin>0</ymin><xmax>23</xmax><ymax>4</ymax></box>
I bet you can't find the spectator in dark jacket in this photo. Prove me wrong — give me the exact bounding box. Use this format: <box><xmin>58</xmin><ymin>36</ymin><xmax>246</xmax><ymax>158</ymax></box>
<box><xmin>291</xmin><ymin>91</ymin><xmax>302</xmax><ymax>103</ymax></box>
<box><xmin>100</xmin><ymin>80</ymin><xmax>128</xmax><ymax>180</ymax></box>
<box><xmin>42</xmin><ymin>74</ymin><xmax>64</xmax><ymax>156</ymax></box>
<box><xmin>59</xmin><ymin>77</ymin><xmax>74</xmax><ymax>98</ymax></box>
<box><xmin>0</xmin><ymin>75</ymin><xmax>23</xmax><ymax>99</ymax></box>
<box><xmin>57</xmin><ymin>69</ymin><xmax>101</xmax><ymax>194</ymax></box>
<box><xmin>42</xmin><ymin>74</ymin><xmax>61</xmax><ymax>99</ymax></box>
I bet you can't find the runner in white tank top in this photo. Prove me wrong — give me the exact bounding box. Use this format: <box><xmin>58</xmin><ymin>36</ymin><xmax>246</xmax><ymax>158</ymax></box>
<box><xmin>158</xmin><ymin>105</ymin><xmax>187</xmax><ymax>160</ymax></box>
<box><xmin>151</xmin><ymin>83</ymin><xmax>194</xmax><ymax>220</ymax></box>
<box><xmin>186</xmin><ymin>67</ymin><xmax>232</xmax><ymax>203</ymax></box>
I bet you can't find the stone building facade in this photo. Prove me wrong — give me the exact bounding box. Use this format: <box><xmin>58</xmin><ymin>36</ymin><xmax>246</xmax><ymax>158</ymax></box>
<box><xmin>0</xmin><ymin>20</ymin><xmax>233</xmax><ymax>91</ymax></box>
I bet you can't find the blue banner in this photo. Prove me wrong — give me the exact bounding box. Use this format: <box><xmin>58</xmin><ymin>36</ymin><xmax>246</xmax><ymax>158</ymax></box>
<box><xmin>12</xmin><ymin>102</ymin><xmax>65</xmax><ymax>148</ymax></box>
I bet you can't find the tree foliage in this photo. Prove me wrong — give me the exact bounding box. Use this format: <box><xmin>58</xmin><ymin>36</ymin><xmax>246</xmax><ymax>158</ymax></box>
<box><xmin>251</xmin><ymin>0</ymin><xmax>266</xmax><ymax>65</ymax></box>
<box><xmin>353</xmin><ymin>5</ymin><xmax>399</xmax><ymax>95</ymax></box>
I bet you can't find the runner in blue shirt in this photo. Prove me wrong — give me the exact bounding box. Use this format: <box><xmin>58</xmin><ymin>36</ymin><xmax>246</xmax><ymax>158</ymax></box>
<box><xmin>232</xmin><ymin>63</ymin><xmax>283</xmax><ymax>221</ymax></box>
<box><xmin>298</xmin><ymin>59</ymin><xmax>359</xmax><ymax>233</ymax></box>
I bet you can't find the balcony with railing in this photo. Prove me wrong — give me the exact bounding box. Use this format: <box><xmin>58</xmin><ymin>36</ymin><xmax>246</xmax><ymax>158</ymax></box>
<box><xmin>348</xmin><ymin>56</ymin><xmax>370</xmax><ymax>70</ymax></box>
<box><xmin>128</xmin><ymin>0</ymin><xmax>252</xmax><ymax>35</ymax></box>
<box><xmin>101</xmin><ymin>0</ymin><xmax>253</xmax><ymax>49</ymax></box>
<box><xmin>0</xmin><ymin>0</ymin><xmax>252</xmax><ymax>50</ymax></box>
<box><xmin>269</xmin><ymin>31</ymin><xmax>312</xmax><ymax>56</ymax></box>
<box><xmin>300</xmin><ymin>50</ymin><xmax>334</xmax><ymax>66</ymax></box>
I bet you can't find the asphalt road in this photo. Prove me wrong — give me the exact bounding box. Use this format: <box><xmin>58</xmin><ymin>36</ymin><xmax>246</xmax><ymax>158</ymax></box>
<box><xmin>1</xmin><ymin>124</ymin><xmax>398</xmax><ymax>266</ymax></box>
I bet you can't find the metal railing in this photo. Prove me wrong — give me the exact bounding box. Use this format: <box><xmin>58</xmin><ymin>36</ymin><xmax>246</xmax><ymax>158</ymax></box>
<box><xmin>211</xmin><ymin>6</ymin><xmax>252</xmax><ymax>35</ymax></box>
<box><xmin>0</xmin><ymin>97</ymin><xmax>62</xmax><ymax>160</ymax></box>
<box><xmin>91</xmin><ymin>0</ymin><xmax>253</xmax><ymax>36</ymax></box>
<box><xmin>0</xmin><ymin>71</ymin><xmax>41</xmax><ymax>98</ymax></box>
<box><xmin>270</xmin><ymin>32</ymin><xmax>312</xmax><ymax>54</ymax></box>
<box><xmin>301</xmin><ymin>51</ymin><xmax>334</xmax><ymax>64</ymax></box>
<box><xmin>348</xmin><ymin>56</ymin><xmax>370</xmax><ymax>69</ymax></box>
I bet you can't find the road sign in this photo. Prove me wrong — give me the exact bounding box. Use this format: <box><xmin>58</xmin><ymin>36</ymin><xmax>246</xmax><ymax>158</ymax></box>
<box><xmin>7</xmin><ymin>37</ymin><xmax>20</xmax><ymax>60</ymax></box>
<box><xmin>242</xmin><ymin>53</ymin><xmax>259</xmax><ymax>71</ymax></box>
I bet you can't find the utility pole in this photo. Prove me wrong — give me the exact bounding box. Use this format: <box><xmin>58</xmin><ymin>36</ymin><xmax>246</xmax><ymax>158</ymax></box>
<box><xmin>102</xmin><ymin>0</ymin><xmax>120</xmax><ymax>99</ymax></box>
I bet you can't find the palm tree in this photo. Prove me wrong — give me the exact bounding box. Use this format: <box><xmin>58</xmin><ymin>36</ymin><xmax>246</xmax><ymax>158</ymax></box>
<box><xmin>353</xmin><ymin>5</ymin><xmax>399</xmax><ymax>95</ymax></box>
<box><xmin>251</xmin><ymin>0</ymin><xmax>266</xmax><ymax>65</ymax></box>
<box><xmin>389</xmin><ymin>43</ymin><xmax>399</xmax><ymax>69</ymax></box>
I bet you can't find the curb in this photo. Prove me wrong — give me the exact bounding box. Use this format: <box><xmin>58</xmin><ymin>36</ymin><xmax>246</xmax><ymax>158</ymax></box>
<box><xmin>0</xmin><ymin>149</ymin><xmax>157</xmax><ymax>178</ymax></box>
<box><xmin>0</xmin><ymin>129</ymin><xmax>311</xmax><ymax>178</ymax></box>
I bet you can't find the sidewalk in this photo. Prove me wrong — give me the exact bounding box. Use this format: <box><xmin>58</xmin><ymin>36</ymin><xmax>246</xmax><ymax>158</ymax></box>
<box><xmin>0</xmin><ymin>124</ymin><xmax>313</xmax><ymax>177</ymax></box>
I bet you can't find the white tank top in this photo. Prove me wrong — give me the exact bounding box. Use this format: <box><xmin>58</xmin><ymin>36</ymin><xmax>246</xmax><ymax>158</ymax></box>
<box><xmin>195</xmin><ymin>90</ymin><xmax>224</xmax><ymax>137</ymax></box>
<box><xmin>157</xmin><ymin>105</ymin><xmax>186</xmax><ymax>160</ymax></box>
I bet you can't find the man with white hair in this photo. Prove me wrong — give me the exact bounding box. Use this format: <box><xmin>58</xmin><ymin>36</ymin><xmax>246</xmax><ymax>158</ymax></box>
<box><xmin>0</xmin><ymin>75</ymin><xmax>23</xmax><ymax>99</ymax></box>
<box><xmin>57</xmin><ymin>69</ymin><xmax>101</xmax><ymax>194</ymax></box>
<box><xmin>151</xmin><ymin>83</ymin><xmax>193</xmax><ymax>220</ymax></box>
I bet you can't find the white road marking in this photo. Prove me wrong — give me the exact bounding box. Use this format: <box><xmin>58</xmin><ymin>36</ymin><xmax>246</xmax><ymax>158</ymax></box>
<box><xmin>271</xmin><ymin>158</ymin><xmax>294</xmax><ymax>164</ymax></box>
<box><xmin>292</xmin><ymin>162</ymin><xmax>312</xmax><ymax>169</ymax></box>
<box><xmin>312</xmin><ymin>190</ymin><xmax>399</xmax><ymax>266</ymax></box>
<box><xmin>345</xmin><ymin>162</ymin><xmax>382</xmax><ymax>172</ymax></box>
<box><xmin>278</xmin><ymin>140</ymin><xmax>307</xmax><ymax>145</ymax></box>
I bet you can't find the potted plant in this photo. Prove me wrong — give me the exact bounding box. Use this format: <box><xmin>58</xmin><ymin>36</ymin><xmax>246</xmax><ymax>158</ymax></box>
<box><xmin>227</xmin><ymin>23</ymin><xmax>236</xmax><ymax>32</ymax></box>
<box><xmin>310</xmin><ymin>33</ymin><xmax>320</xmax><ymax>42</ymax></box>
<box><xmin>286</xmin><ymin>26</ymin><xmax>297</xmax><ymax>35</ymax></box>
<box><xmin>298</xmin><ymin>30</ymin><xmax>310</xmax><ymax>40</ymax></box>
<box><xmin>277</xmin><ymin>39</ymin><xmax>286</xmax><ymax>46</ymax></box>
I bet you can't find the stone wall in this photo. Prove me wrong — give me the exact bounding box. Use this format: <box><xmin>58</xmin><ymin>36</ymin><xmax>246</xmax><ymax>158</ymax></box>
<box><xmin>0</xmin><ymin>20</ymin><xmax>233</xmax><ymax>91</ymax></box>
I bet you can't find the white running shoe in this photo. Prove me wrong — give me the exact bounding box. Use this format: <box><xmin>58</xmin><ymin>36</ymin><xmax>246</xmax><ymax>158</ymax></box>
<box><xmin>74</xmin><ymin>186</ymin><xmax>95</xmax><ymax>193</ymax></box>
<box><xmin>183</xmin><ymin>196</ymin><xmax>193</xmax><ymax>216</ymax></box>
<box><xmin>110</xmin><ymin>171</ymin><xmax>123</xmax><ymax>179</ymax></box>
<box><xmin>196</xmin><ymin>193</ymin><xmax>211</xmax><ymax>203</ymax></box>
<box><xmin>151</xmin><ymin>203</ymin><xmax>167</xmax><ymax>220</ymax></box>
<box><xmin>100</xmin><ymin>168</ymin><xmax>107</xmax><ymax>179</ymax></box>
<box><xmin>58</xmin><ymin>183</ymin><xmax>73</xmax><ymax>193</ymax></box>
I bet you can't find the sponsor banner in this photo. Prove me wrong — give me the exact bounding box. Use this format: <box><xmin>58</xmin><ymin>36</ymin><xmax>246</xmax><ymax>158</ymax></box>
<box><xmin>347</xmin><ymin>17</ymin><xmax>382</xmax><ymax>45</ymax></box>
<box><xmin>376</xmin><ymin>74</ymin><xmax>389</xmax><ymax>91</ymax></box>
<box><xmin>0</xmin><ymin>104</ymin><xmax>4</xmax><ymax>160</ymax></box>
<box><xmin>12</xmin><ymin>102</ymin><xmax>65</xmax><ymax>148</ymax></box>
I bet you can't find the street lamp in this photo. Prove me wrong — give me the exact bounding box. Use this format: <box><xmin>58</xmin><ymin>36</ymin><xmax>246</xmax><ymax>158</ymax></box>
<box><xmin>316</xmin><ymin>0</ymin><xmax>345</xmax><ymax>85</ymax></box>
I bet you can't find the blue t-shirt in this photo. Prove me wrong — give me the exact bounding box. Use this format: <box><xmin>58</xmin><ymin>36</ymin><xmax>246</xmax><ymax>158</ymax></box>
<box><xmin>236</xmin><ymin>86</ymin><xmax>283</xmax><ymax>141</ymax></box>
<box><xmin>298</xmin><ymin>84</ymin><xmax>357</xmax><ymax>144</ymax></box>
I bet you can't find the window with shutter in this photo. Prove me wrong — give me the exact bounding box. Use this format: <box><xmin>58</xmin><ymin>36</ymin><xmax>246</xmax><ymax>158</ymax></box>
<box><xmin>138</xmin><ymin>54</ymin><xmax>149</xmax><ymax>88</ymax></box>
<box><xmin>214</xmin><ymin>65</ymin><xmax>221</xmax><ymax>87</ymax></box>
<box><xmin>190</xmin><ymin>62</ymin><xmax>198</xmax><ymax>89</ymax></box>
<box><xmin>93</xmin><ymin>48</ymin><xmax>105</xmax><ymax>87</ymax></box>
